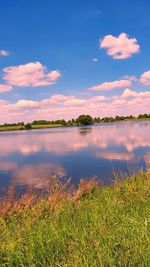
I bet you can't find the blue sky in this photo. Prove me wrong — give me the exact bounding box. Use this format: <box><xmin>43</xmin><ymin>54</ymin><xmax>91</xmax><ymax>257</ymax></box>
<box><xmin>0</xmin><ymin>0</ymin><xmax>150</xmax><ymax>123</ymax></box>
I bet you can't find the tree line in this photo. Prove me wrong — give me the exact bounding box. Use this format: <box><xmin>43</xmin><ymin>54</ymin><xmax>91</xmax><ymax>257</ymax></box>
<box><xmin>0</xmin><ymin>113</ymin><xmax>150</xmax><ymax>129</ymax></box>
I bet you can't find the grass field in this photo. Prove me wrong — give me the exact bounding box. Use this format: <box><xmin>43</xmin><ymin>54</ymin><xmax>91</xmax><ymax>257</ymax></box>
<box><xmin>0</xmin><ymin>126</ymin><xmax>24</xmax><ymax>132</ymax></box>
<box><xmin>32</xmin><ymin>124</ymin><xmax>63</xmax><ymax>129</ymax></box>
<box><xmin>0</xmin><ymin>171</ymin><xmax>150</xmax><ymax>266</ymax></box>
<box><xmin>0</xmin><ymin>124</ymin><xmax>63</xmax><ymax>132</ymax></box>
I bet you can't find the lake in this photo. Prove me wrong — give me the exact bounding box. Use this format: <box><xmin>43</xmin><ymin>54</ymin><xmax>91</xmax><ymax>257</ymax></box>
<box><xmin>0</xmin><ymin>120</ymin><xmax>150</xmax><ymax>195</ymax></box>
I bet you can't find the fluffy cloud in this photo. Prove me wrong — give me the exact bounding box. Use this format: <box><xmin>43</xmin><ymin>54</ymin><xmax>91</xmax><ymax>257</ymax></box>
<box><xmin>140</xmin><ymin>70</ymin><xmax>150</xmax><ymax>85</ymax></box>
<box><xmin>3</xmin><ymin>62</ymin><xmax>61</xmax><ymax>87</ymax></box>
<box><xmin>122</xmin><ymin>88</ymin><xmax>150</xmax><ymax>98</ymax></box>
<box><xmin>122</xmin><ymin>88</ymin><xmax>137</xmax><ymax>97</ymax></box>
<box><xmin>15</xmin><ymin>99</ymin><xmax>39</xmax><ymax>108</ymax></box>
<box><xmin>0</xmin><ymin>100</ymin><xmax>9</xmax><ymax>106</ymax></box>
<box><xmin>90</xmin><ymin>79</ymin><xmax>132</xmax><ymax>91</ymax></box>
<box><xmin>0</xmin><ymin>88</ymin><xmax>150</xmax><ymax>124</ymax></box>
<box><xmin>0</xmin><ymin>50</ymin><xmax>10</xmax><ymax>56</ymax></box>
<box><xmin>100</xmin><ymin>33</ymin><xmax>140</xmax><ymax>59</ymax></box>
<box><xmin>0</xmin><ymin>84</ymin><xmax>12</xmax><ymax>94</ymax></box>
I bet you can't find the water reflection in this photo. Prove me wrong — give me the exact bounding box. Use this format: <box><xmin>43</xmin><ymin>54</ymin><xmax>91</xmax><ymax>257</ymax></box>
<box><xmin>0</xmin><ymin>121</ymin><xmax>150</xmax><ymax>192</ymax></box>
<box><xmin>0</xmin><ymin>162</ymin><xmax>65</xmax><ymax>189</ymax></box>
<box><xmin>79</xmin><ymin>127</ymin><xmax>93</xmax><ymax>136</ymax></box>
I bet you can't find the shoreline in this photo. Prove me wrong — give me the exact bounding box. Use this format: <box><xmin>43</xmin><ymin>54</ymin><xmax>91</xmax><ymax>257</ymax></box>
<box><xmin>0</xmin><ymin>118</ymin><xmax>150</xmax><ymax>133</ymax></box>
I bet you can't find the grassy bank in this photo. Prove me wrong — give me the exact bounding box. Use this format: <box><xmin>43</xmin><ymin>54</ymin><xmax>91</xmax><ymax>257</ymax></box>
<box><xmin>0</xmin><ymin>124</ymin><xmax>63</xmax><ymax>132</ymax></box>
<box><xmin>0</xmin><ymin>172</ymin><xmax>150</xmax><ymax>266</ymax></box>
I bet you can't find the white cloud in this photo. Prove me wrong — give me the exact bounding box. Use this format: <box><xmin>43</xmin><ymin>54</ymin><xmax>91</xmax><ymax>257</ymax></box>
<box><xmin>90</xmin><ymin>79</ymin><xmax>132</xmax><ymax>91</ymax></box>
<box><xmin>3</xmin><ymin>62</ymin><xmax>61</xmax><ymax>87</ymax></box>
<box><xmin>15</xmin><ymin>99</ymin><xmax>39</xmax><ymax>108</ymax></box>
<box><xmin>0</xmin><ymin>84</ymin><xmax>12</xmax><ymax>94</ymax></box>
<box><xmin>100</xmin><ymin>33</ymin><xmax>140</xmax><ymax>59</ymax></box>
<box><xmin>140</xmin><ymin>70</ymin><xmax>150</xmax><ymax>85</ymax></box>
<box><xmin>0</xmin><ymin>89</ymin><xmax>150</xmax><ymax>124</ymax></box>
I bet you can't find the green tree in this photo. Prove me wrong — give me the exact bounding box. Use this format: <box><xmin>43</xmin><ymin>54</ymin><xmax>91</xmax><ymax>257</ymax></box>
<box><xmin>25</xmin><ymin>123</ymin><xmax>32</xmax><ymax>130</ymax></box>
<box><xmin>76</xmin><ymin>115</ymin><xmax>93</xmax><ymax>125</ymax></box>
<box><xmin>61</xmin><ymin>119</ymin><xmax>67</xmax><ymax>126</ymax></box>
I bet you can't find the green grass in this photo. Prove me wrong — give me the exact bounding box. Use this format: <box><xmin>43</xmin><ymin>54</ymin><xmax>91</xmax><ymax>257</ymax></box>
<box><xmin>0</xmin><ymin>126</ymin><xmax>24</xmax><ymax>132</ymax></box>
<box><xmin>0</xmin><ymin>124</ymin><xmax>64</xmax><ymax>132</ymax></box>
<box><xmin>31</xmin><ymin>124</ymin><xmax>63</xmax><ymax>129</ymax></box>
<box><xmin>0</xmin><ymin>172</ymin><xmax>150</xmax><ymax>266</ymax></box>
<box><xmin>125</xmin><ymin>118</ymin><xmax>150</xmax><ymax>122</ymax></box>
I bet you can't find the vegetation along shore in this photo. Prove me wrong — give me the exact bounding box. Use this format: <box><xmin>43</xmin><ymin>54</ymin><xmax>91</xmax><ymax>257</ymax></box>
<box><xmin>0</xmin><ymin>113</ymin><xmax>150</xmax><ymax>132</ymax></box>
<box><xmin>0</xmin><ymin>171</ymin><xmax>150</xmax><ymax>266</ymax></box>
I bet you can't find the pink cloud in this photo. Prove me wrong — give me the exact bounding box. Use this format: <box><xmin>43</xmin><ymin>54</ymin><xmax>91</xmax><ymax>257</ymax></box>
<box><xmin>3</xmin><ymin>62</ymin><xmax>61</xmax><ymax>87</ymax></box>
<box><xmin>100</xmin><ymin>33</ymin><xmax>140</xmax><ymax>59</ymax></box>
<box><xmin>123</xmin><ymin>75</ymin><xmax>137</xmax><ymax>82</ymax></box>
<box><xmin>122</xmin><ymin>88</ymin><xmax>150</xmax><ymax>98</ymax></box>
<box><xmin>0</xmin><ymin>84</ymin><xmax>12</xmax><ymax>94</ymax></box>
<box><xmin>0</xmin><ymin>50</ymin><xmax>10</xmax><ymax>56</ymax></box>
<box><xmin>15</xmin><ymin>99</ymin><xmax>39</xmax><ymax>108</ymax></box>
<box><xmin>122</xmin><ymin>88</ymin><xmax>137</xmax><ymax>97</ymax></box>
<box><xmin>140</xmin><ymin>70</ymin><xmax>150</xmax><ymax>85</ymax></box>
<box><xmin>0</xmin><ymin>100</ymin><xmax>9</xmax><ymax>106</ymax></box>
<box><xmin>64</xmin><ymin>97</ymin><xmax>86</xmax><ymax>106</ymax></box>
<box><xmin>90</xmin><ymin>79</ymin><xmax>132</xmax><ymax>91</ymax></box>
<box><xmin>49</xmin><ymin>94</ymin><xmax>68</xmax><ymax>103</ymax></box>
<box><xmin>90</xmin><ymin>96</ymin><xmax>106</xmax><ymax>102</ymax></box>
<box><xmin>0</xmin><ymin>88</ymin><xmax>150</xmax><ymax>124</ymax></box>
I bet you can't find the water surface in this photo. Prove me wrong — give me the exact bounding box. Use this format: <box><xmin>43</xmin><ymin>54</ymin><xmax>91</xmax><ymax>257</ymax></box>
<box><xmin>0</xmin><ymin>121</ymin><xmax>150</xmax><ymax>194</ymax></box>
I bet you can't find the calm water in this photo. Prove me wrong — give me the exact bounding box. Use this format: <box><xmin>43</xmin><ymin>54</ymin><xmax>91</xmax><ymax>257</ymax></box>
<box><xmin>0</xmin><ymin>121</ymin><xmax>150</xmax><ymax>194</ymax></box>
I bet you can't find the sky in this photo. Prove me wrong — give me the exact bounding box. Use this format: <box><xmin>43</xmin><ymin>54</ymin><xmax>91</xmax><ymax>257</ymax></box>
<box><xmin>0</xmin><ymin>0</ymin><xmax>150</xmax><ymax>123</ymax></box>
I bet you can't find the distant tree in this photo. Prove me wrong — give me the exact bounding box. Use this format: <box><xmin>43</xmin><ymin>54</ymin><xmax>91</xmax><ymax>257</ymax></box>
<box><xmin>97</xmin><ymin>117</ymin><xmax>101</xmax><ymax>123</ymax></box>
<box><xmin>61</xmin><ymin>119</ymin><xmax>67</xmax><ymax>126</ymax></box>
<box><xmin>115</xmin><ymin>116</ymin><xmax>121</xmax><ymax>121</ymax></box>
<box><xmin>102</xmin><ymin>117</ymin><xmax>110</xmax><ymax>123</ymax></box>
<box><xmin>67</xmin><ymin>120</ymin><xmax>73</xmax><ymax>126</ymax></box>
<box><xmin>143</xmin><ymin>113</ymin><xmax>149</xmax><ymax>118</ymax></box>
<box><xmin>17</xmin><ymin>122</ymin><xmax>25</xmax><ymax>126</ymax></box>
<box><xmin>129</xmin><ymin>115</ymin><xmax>135</xmax><ymax>119</ymax></box>
<box><xmin>25</xmin><ymin>123</ymin><xmax>32</xmax><ymax>130</ymax></box>
<box><xmin>76</xmin><ymin>115</ymin><xmax>93</xmax><ymax>125</ymax></box>
<box><xmin>138</xmin><ymin>113</ymin><xmax>149</xmax><ymax>119</ymax></box>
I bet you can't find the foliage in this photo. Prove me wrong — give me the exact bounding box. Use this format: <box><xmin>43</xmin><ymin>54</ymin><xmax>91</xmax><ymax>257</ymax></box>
<box><xmin>76</xmin><ymin>114</ymin><xmax>94</xmax><ymax>125</ymax></box>
<box><xmin>25</xmin><ymin>123</ymin><xmax>32</xmax><ymax>130</ymax></box>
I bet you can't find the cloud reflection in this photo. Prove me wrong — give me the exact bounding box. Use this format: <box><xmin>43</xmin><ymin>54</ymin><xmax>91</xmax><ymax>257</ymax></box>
<box><xmin>0</xmin><ymin>162</ymin><xmax>66</xmax><ymax>188</ymax></box>
<box><xmin>0</xmin><ymin>122</ymin><xmax>150</xmax><ymax>157</ymax></box>
<box><xmin>0</xmin><ymin>122</ymin><xmax>150</xmax><ymax>190</ymax></box>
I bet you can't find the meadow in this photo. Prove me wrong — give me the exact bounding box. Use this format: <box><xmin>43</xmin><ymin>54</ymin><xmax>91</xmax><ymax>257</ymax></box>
<box><xmin>0</xmin><ymin>124</ymin><xmax>63</xmax><ymax>132</ymax></box>
<box><xmin>0</xmin><ymin>171</ymin><xmax>150</xmax><ymax>266</ymax></box>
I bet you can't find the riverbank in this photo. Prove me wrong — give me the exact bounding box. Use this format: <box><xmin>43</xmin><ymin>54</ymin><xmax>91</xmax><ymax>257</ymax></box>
<box><xmin>0</xmin><ymin>124</ymin><xmax>63</xmax><ymax>132</ymax></box>
<box><xmin>0</xmin><ymin>171</ymin><xmax>150</xmax><ymax>266</ymax></box>
<box><xmin>0</xmin><ymin>117</ymin><xmax>150</xmax><ymax>132</ymax></box>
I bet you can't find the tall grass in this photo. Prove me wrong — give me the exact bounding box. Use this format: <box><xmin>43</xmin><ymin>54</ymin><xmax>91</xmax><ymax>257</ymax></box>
<box><xmin>0</xmin><ymin>172</ymin><xmax>150</xmax><ymax>266</ymax></box>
